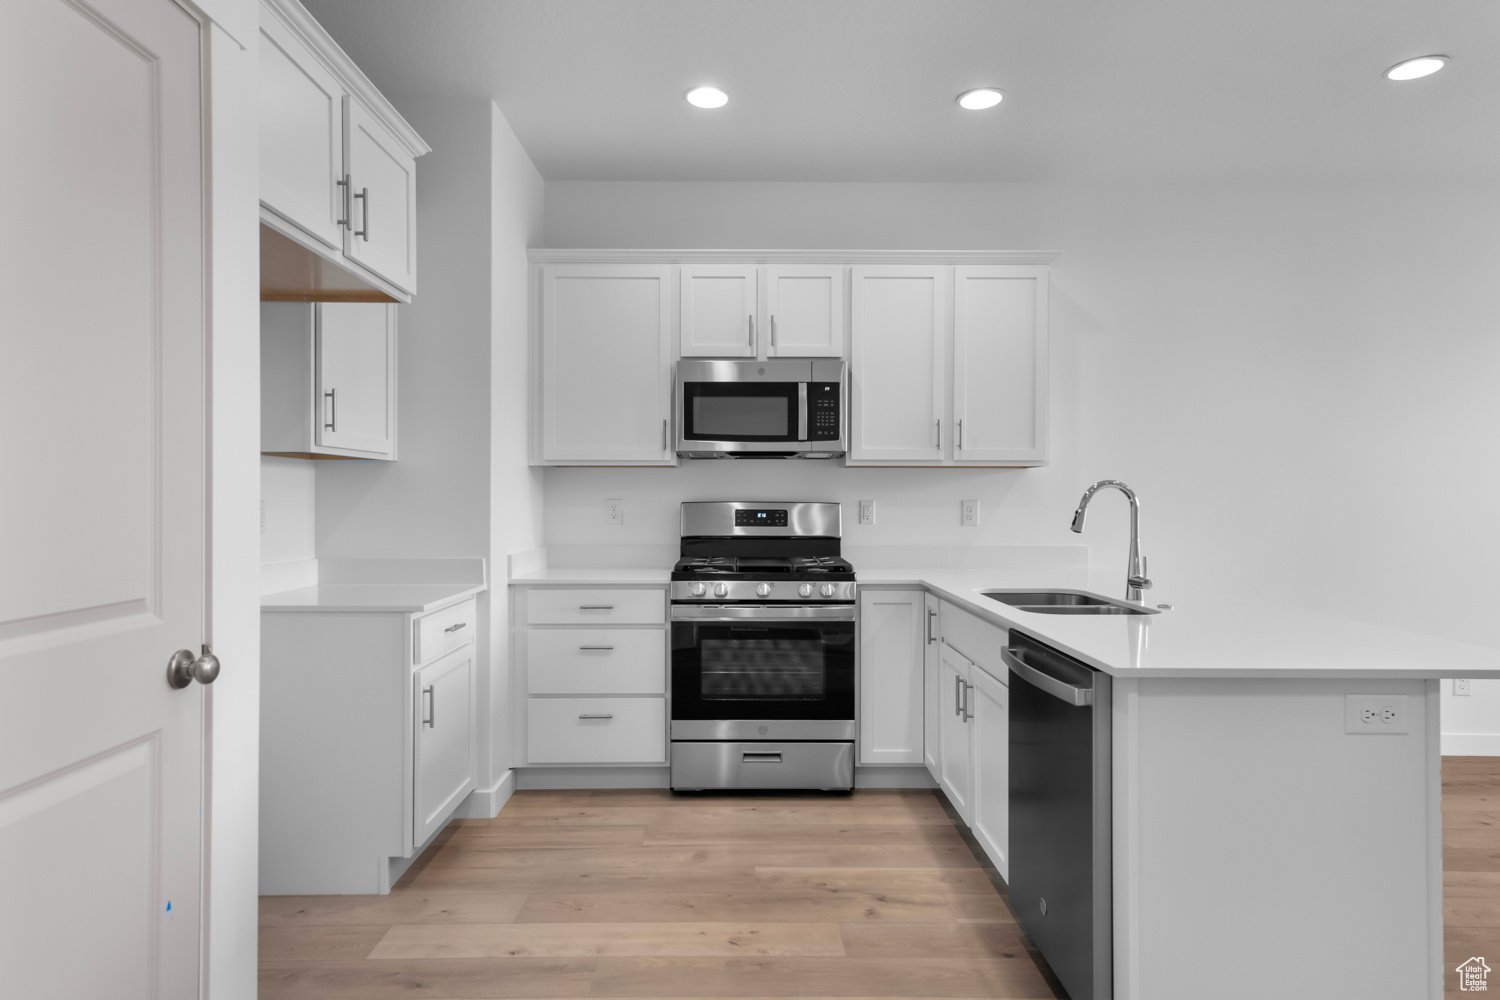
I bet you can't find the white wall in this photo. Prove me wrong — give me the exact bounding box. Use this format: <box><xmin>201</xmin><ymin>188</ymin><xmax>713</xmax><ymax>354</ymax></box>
<box><xmin>543</xmin><ymin>179</ymin><xmax>1500</xmax><ymax>750</ymax></box>
<box><xmin>260</xmin><ymin>457</ymin><xmax>316</xmax><ymax>568</ymax></box>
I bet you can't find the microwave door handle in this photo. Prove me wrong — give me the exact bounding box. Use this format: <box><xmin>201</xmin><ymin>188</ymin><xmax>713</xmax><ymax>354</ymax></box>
<box><xmin>798</xmin><ymin>382</ymin><xmax>808</xmax><ymax>441</ymax></box>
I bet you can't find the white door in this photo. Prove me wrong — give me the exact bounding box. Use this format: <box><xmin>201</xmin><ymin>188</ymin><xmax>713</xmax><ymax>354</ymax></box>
<box><xmin>540</xmin><ymin>264</ymin><xmax>674</xmax><ymax>464</ymax></box>
<box><xmin>938</xmin><ymin>644</ymin><xmax>973</xmax><ymax>821</ymax></box>
<box><xmin>1</xmin><ymin>0</ymin><xmax>208</xmax><ymax>996</ymax></box>
<box><xmin>849</xmin><ymin>265</ymin><xmax>946</xmax><ymax>463</ymax></box>
<box><xmin>414</xmin><ymin>649</ymin><xmax>475</xmax><ymax>845</ymax></box>
<box><xmin>858</xmin><ymin>591</ymin><xmax>925</xmax><ymax>765</ymax></box>
<box><xmin>923</xmin><ymin>592</ymin><xmax>942</xmax><ymax>776</ymax></box>
<box><xmin>680</xmin><ymin>265</ymin><xmax>758</xmax><ymax>357</ymax></box>
<box><xmin>766</xmin><ymin>265</ymin><xmax>843</xmax><ymax>357</ymax></box>
<box><xmin>344</xmin><ymin>97</ymin><xmax>418</xmax><ymax>294</ymax></box>
<box><xmin>968</xmin><ymin>665</ymin><xmax>1009</xmax><ymax>881</ymax></box>
<box><xmin>258</xmin><ymin>7</ymin><xmax>344</xmax><ymax>249</ymax></box>
<box><xmin>316</xmin><ymin>303</ymin><xmax>397</xmax><ymax>458</ymax></box>
<box><xmin>952</xmin><ymin>266</ymin><xmax>1049</xmax><ymax>465</ymax></box>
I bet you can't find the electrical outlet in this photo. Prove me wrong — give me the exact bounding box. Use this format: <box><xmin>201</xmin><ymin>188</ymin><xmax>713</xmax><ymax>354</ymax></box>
<box><xmin>1455</xmin><ymin>678</ymin><xmax>1472</xmax><ymax>696</ymax></box>
<box><xmin>961</xmin><ymin>499</ymin><xmax>980</xmax><ymax>527</ymax></box>
<box><xmin>604</xmin><ymin>499</ymin><xmax>623</xmax><ymax>526</ymax></box>
<box><xmin>1344</xmin><ymin>695</ymin><xmax>1409</xmax><ymax>735</ymax></box>
<box><xmin>859</xmin><ymin>500</ymin><xmax>876</xmax><ymax>525</ymax></box>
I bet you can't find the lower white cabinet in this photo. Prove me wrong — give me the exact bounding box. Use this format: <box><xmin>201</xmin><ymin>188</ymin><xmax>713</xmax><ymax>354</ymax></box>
<box><xmin>413</xmin><ymin>649</ymin><xmax>475</xmax><ymax>845</ymax></box>
<box><xmin>938</xmin><ymin>641</ymin><xmax>975</xmax><ymax>818</ymax></box>
<box><xmin>526</xmin><ymin>698</ymin><xmax>668</xmax><ymax>764</ymax></box>
<box><xmin>968</xmin><ymin>663</ymin><xmax>1009</xmax><ymax>882</ymax></box>
<box><xmin>923</xmin><ymin>592</ymin><xmax>942</xmax><ymax>773</ymax></box>
<box><xmin>858</xmin><ymin>590</ymin><xmax>926</xmax><ymax>764</ymax></box>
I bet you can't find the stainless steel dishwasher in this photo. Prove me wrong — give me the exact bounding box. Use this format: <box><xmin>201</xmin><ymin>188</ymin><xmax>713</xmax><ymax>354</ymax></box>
<box><xmin>1004</xmin><ymin>630</ymin><xmax>1112</xmax><ymax>1000</ymax></box>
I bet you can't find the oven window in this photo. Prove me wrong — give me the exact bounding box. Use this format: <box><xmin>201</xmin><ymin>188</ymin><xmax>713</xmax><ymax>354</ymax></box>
<box><xmin>701</xmin><ymin>638</ymin><xmax>824</xmax><ymax>700</ymax></box>
<box><xmin>692</xmin><ymin>395</ymin><xmax>788</xmax><ymax>438</ymax></box>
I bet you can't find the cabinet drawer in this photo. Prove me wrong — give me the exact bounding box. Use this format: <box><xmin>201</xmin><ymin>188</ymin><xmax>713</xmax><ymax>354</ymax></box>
<box><xmin>527</xmin><ymin>629</ymin><xmax>666</xmax><ymax>695</ymax></box>
<box><xmin>525</xmin><ymin>589</ymin><xmax>664</xmax><ymax>626</ymax></box>
<box><xmin>415</xmin><ymin>598</ymin><xmax>477</xmax><ymax>665</ymax></box>
<box><xmin>526</xmin><ymin>697</ymin><xmax>666</xmax><ymax>764</ymax></box>
<box><xmin>940</xmin><ymin>601</ymin><xmax>1009</xmax><ymax>685</ymax></box>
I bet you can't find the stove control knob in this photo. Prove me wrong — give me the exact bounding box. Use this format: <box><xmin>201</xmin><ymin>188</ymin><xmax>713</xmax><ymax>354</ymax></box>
<box><xmin>690</xmin><ymin>582</ymin><xmax>707</xmax><ymax>597</ymax></box>
<box><xmin>714</xmin><ymin>582</ymin><xmax>730</xmax><ymax>598</ymax></box>
<box><xmin>798</xmin><ymin>583</ymin><xmax>813</xmax><ymax>598</ymax></box>
<box><xmin>756</xmin><ymin>583</ymin><xmax>772</xmax><ymax>597</ymax></box>
<box><xmin>820</xmin><ymin>583</ymin><xmax>836</xmax><ymax>598</ymax></box>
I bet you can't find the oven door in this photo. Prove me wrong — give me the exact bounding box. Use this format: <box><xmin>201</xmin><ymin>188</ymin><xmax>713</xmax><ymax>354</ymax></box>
<box><xmin>679</xmin><ymin>380</ymin><xmax>803</xmax><ymax>450</ymax></box>
<box><xmin>670</xmin><ymin>604</ymin><xmax>855</xmax><ymax>741</ymax></box>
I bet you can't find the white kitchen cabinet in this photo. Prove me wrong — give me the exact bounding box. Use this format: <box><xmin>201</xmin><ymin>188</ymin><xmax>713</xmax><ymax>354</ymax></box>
<box><xmin>952</xmin><ymin>266</ymin><xmax>1049</xmax><ymax>465</ymax></box>
<box><xmin>849</xmin><ymin>265</ymin><xmax>946</xmax><ymax>462</ymax></box>
<box><xmin>680</xmin><ymin>265</ymin><xmax>758</xmax><ymax>357</ymax></box>
<box><xmin>261</xmin><ymin>301</ymin><xmax>397</xmax><ymax>460</ymax></box>
<box><xmin>258</xmin><ymin>0</ymin><xmax>428</xmax><ymax>299</ymax></box>
<box><xmin>858</xmin><ymin>590</ymin><xmax>926</xmax><ymax>765</ymax></box>
<box><xmin>413</xmin><ymin>648</ymin><xmax>475</xmax><ymax>845</ymax></box>
<box><xmin>938</xmin><ymin>641</ymin><xmax>974</xmax><ymax>821</ymax></box>
<box><xmin>923</xmin><ymin>592</ymin><xmax>942</xmax><ymax>774</ymax></box>
<box><xmin>766</xmin><ymin>265</ymin><xmax>844</xmax><ymax>357</ymax></box>
<box><xmin>537</xmin><ymin>264</ymin><xmax>675</xmax><ymax>465</ymax></box>
<box><xmin>968</xmin><ymin>662</ymin><xmax>1009</xmax><ymax>881</ymax></box>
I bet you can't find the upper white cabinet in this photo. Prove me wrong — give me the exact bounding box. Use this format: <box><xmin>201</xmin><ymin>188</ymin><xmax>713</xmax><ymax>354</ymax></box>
<box><xmin>850</xmin><ymin>261</ymin><xmax>1050</xmax><ymax>467</ymax></box>
<box><xmin>766</xmin><ymin>265</ymin><xmax>843</xmax><ymax>357</ymax></box>
<box><xmin>680</xmin><ymin>265</ymin><xmax>758</xmax><ymax>358</ymax></box>
<box><xmin>262</xmin><ymin>301</ymin><xmax>397</xmax><ymax>460</ymax></box>
<box><xmin>849</xmin><ymin>265</ymin><xmax>946</xmax><ymax>463</ymax></box>
<box><xmin>538</xmin><ymin>264</ymin><xmax>674</xmax><ymax>465</ymax></box>
<box><xmin>858</xmin><ymin>590</ymin><xmax>926</xmax><ymax>766</ymax></box>
<box><xmin>258</xmin><ymin>0</ymin><xmax>428</xmax><ymax>300</ymax></box>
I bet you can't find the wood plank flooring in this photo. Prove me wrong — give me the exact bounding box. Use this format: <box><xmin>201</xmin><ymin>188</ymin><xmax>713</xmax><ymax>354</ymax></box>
<box><xmin>261</xmin><ymin>760</ymin><xmax>1500</xmax><ymax>999</ymax></box>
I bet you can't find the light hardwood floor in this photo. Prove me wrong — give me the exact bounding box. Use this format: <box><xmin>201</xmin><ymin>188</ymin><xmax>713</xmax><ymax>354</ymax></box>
<box><xmin>260</xmin><ymin>760</ymin><xmax>1500</xmax><ymax>999</ymax></box>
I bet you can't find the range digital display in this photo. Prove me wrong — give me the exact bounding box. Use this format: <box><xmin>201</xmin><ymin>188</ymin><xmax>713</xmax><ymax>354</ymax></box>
<box><xmin>734</xmin><ymin>509</ymin><xmax>788</xmax><ymax>527</ymax></box>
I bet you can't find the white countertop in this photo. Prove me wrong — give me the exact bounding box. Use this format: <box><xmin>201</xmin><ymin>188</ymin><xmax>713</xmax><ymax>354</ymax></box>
<box><xmin>261</xmin><ymin>583</ymin><xmax>485</xmax><ymax>614</ymax></box>
<box><xmin>511</xmin><ymin>563</ymin><xmax>1500</xmax><ymax>679</ymax></box>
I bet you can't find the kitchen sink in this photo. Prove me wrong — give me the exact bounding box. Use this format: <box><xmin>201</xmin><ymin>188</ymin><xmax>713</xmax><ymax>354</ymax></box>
<box><xmin>981</xmin><ymin>590</ymin><xmax>1159</xmax><ymax>615</ymax></box>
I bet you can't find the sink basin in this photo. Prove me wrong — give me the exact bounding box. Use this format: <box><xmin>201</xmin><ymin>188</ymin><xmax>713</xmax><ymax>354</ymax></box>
<box><xmin>981</xmin><ymin>590</ymin><xmax>1159</xmax><ymax>616</ymax></box>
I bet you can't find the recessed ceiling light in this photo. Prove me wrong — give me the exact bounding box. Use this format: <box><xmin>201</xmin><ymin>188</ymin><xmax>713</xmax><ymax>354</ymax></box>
<box><xmin>686</xmin><ymin>86</ymin><xmax>729</xmax><ymax>109</ymax></box>
<box><xmin>957</xmin><ymin>88</ymin><xmax>1004</xmax><ymax>110</ymax></box>
<box><xmin>1385</xmin><ymin>55</ymin><xmax>1449</xmax><ymax>81</ymax></box>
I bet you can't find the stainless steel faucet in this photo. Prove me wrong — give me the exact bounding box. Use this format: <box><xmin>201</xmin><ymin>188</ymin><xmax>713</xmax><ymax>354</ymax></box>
<box><xmin>1070</xmin><ymin>480</ymin><xmax>1153</xmax><ymax>603</ymax></box>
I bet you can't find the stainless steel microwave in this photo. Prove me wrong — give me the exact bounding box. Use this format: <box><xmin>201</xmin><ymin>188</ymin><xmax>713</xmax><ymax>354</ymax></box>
<box><xmin>676</xmin><ymin>359</ymin><xmax>846</xmax><ymax>459</ymax></box>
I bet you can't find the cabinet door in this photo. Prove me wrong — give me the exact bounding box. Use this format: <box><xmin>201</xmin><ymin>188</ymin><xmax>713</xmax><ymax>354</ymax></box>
<box><xmin>858</xmin><ymin>590</ymin><xmax>925</xmax><ymax>765</ymax></box>
<box><xmin>680</xmin><ymin>265</ymin><xmax>757</xmax><ymax>357</ymax></box>
<box><xmin>849</xmin><ymin>266</ymin><xmax>946</xmax><ymax>462</ymax></box>
<box><xmin>344</xmin><ymin>98</ymin><xmax>418</xmax><ymax>294</ymax></box>
<box><xmin>316</xmin><ymin>303</ymin><xmax>396</xmax><ymax>458</ymax></box>
<box><xmin>938</xmin><ymin>643</ymin><xmax>973</xmax><ymax>821</ymax></box>
<box><xmin>414</xmin><ymin>650</ymin><xmax>475</xmax><ymax>845</ymax></box>
<box><xmin>258</xmin><ymin>11</ymin><xmax>345</xmax><ymax>250</ymax></box>
<box><xmin>766</xmin><ymin>265</ymin><xmax>843</xmax><ymax>357</ymax></box>
<box><xmin>540</xmin><ymin>264</ymin><xmax>674</xmax><ymax>464</ymax></box>
<box><xmin>968</xmin><ymin>664</ymin><xmax>1009</xmax><ymax>881</ymax></box>
<box><xmin>923</xmin><ymin>592</ymin><xmax>942</xmax><ymax>776</ymax></box>
<box><xmin>952</xmin><ymin>266</ymin><xmax>1049</xmax><ymax>465</ymax></box>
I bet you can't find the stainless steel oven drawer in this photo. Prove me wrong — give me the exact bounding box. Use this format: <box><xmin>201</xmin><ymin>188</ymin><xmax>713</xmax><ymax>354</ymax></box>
<box><xmin>671</xmin><ymin>741</ymin><xmax>853</xmax><ymax>791</ymax></box>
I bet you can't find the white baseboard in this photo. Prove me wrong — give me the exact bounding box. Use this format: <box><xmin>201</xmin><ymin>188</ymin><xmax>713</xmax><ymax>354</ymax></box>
<box><xmin>1442</xmin><ymin>734</ymin><xmax>1500</xmax><ymax>756</ymax></box>
<box><xmin>456</xmin><ymin>770</ymin><xmax>517</xmax><ymax>818</ymax></box>
<box><xmin>516</xmin><ymin>766</ymin><xmax>670</xmax><ymax>790</ymax></box>
<box><xmin>855</xmin><ymin>765</ymin><xmax>939</xmax><ymax>789</ymax></box>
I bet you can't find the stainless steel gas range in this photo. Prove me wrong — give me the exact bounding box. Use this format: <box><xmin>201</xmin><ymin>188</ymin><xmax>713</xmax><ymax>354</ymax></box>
<box><xmin>669</xmin><ymin>501</ymin><xmax>856</xmax><ymax>791</ymax></box>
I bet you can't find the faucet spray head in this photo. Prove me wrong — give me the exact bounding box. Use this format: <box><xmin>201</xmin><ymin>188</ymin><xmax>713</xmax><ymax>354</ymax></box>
<box><xmin>1069</xmin><ymin>508</ymin><xmax>1086</xmax><ymax>533</ymax></box>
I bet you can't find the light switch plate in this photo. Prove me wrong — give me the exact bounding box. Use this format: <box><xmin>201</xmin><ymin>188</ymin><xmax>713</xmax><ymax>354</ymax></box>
<box><xmin>1344</xmin><ymin>695</ymin><xmax>1408</xmax><ymax>735</ymax></box>
<box><xmin>859</xmin><ymin>500</ymin><xmax>876</xmax><ymax>525</ymax></box>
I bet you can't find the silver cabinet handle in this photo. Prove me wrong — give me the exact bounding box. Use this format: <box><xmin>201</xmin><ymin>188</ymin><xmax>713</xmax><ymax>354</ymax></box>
<box><xmin>578</xmin><ymin>645</ymin><xmax>615</xmax><ymax>651</ymax></box>
<box><xmin>578</xmin><ymin>713</ymin><xmax>614</xmax><ymax>720</ymax></box>
<box><xmin>1002</xmin><ymin>648</ymin><xmax>1094</xmax><ymax>706</ymax></box>
<box><xmin>743</xmin><ymin>751</ymin><xmax>782</xmax><ymax>763</ymax></box>
<box><xmin>579</xmin><ymin>605</ymin><xmax>615</xmax><ymax>610</ymax></box>
<box><xmin>354</xmin><ymin>186</ymin><xmax>369</xmax><ymax>241</ymax></box>
<box><xmin>662</xmin><ymin>418</ymin><xmax>668</xmax><ymax>452</ymax></box>
<box><xmin>927</xmin><ymin>607</ymin><xmax>937</xmax><ymax>644</ymax></box>
<box><xmin>747</xmin><ymin>314</ymin><xmax>754</xmax><ymax>347</ymax></box>
<box><xmin>336</xmin><ymin>174</ymin><xmax>351</xmax><ymax>228</ymax></box>
<box><xmin>958</xmin><ymin>419</ymin><xmax>964</xmax><ymax>450</ymax></box>
<box><xmin>770</xmin><ymin>315</ymin><xmax>777</xmax><ymax>350</ymax></box>
<box><xmin>167</xmin><ymin>644</ymin><xmax>220</xmax><ymax>689</ymax></box>
<box><xmin>954</xmin><ymin>673</ymin><xmax>963</xmax><ymax>716</ymax></box>
<box><xmin>422</xmin><ymin>685</ymin><xmax>435</xmax><ymax>727</ymax></box>
<box><xmin>936</xmin><ymin>418</ymin><xmax>942</xmax><ymax>449</ymax></box>
<box><xmin>324</xmin><ymin>388</ymin><xmax>336</xmax><ymax>431</ymax></box>
<box><xmin>444</xmin><ymin>622</ymin><xmax>467</xmax><ymax>633</ymax></box>
<box><xmin>963</xmin><ymin>681</ymin><xmax>974</xmax><ymax>722</ymax></box>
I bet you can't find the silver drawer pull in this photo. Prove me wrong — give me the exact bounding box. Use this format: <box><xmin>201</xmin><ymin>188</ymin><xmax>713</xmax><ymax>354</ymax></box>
<box><xmin>578</xmin><ymin>645</ymin><xmax>615</xmax><ymax>651</ymax></box>
<box><xmin>578</xmin><ymin>605</ymin><xmax>615</xmax><ymax>610</ymax></box>
<box><xmin>742</xmin><ymin>752</ymin><xmax>782</xmax><ymax>763</ymax></box>
<box><xmin>578</xmin><ymin>713</ymin><xmax>614</xmax><ymax>720</ymax></box>
<box><xmin>422</xmin><ymin>685</ymin><xmax>434</xmax><ymax>728</ymax></box>
<box><xmin>444</xmin><ymin>622</ymin><xmax>467</xmax><ymax>633</ymax></box>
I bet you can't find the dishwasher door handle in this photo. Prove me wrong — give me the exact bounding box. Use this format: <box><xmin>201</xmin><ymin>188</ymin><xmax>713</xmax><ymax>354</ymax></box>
<box><xmin>1002</xmin><ymin>647</ymin><xmax>1094</xmax><ymax>706</ymax></box>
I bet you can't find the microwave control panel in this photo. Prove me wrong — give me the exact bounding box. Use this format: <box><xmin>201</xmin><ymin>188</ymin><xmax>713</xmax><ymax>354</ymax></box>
<box><xmin>809</xmin><ymin>383</ymin><xmax>841</xmax><ymax>441</ymax></box>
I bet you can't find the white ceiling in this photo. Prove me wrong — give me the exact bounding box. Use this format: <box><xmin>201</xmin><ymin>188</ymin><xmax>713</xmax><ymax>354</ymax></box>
<box><xmin>300</xmin><ymin>0</ymin><xmax>1500</xmax><ymax>182</ymax></box>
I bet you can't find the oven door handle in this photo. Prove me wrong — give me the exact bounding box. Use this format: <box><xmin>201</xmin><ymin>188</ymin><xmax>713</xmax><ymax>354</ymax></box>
<box><xmin>670</xmin><ymin>603</ymin><xmax>855</xmax><ymax>622</ymax></box>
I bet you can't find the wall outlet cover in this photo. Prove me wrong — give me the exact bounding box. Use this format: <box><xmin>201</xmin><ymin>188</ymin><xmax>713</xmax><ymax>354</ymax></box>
<box><xmin>605</xmin><ymin>499</ymin><xmax>623</xmax><ymax>525</ymax></box>
<box><xmin>1344</xmin><ymin>694</ymin><xmax>1408</xmax><ymax>735</ymax></box>
<box><xmin>961</xmin><ymin>499</ymin><xmax>980</xmax><ymax>527</ymax></box>
<box><xmin>859</xmin><ymin>500</ymin><xmax>876</xmax><ymax>525</ymax></box>
<box><xmin>1455</xmin><ymin>678</ymin><xmax>1472</xmax><ymax>696</ymax></box>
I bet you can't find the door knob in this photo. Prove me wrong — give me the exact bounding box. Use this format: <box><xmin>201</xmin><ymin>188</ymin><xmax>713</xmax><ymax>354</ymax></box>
<box><xmin>167</xmin><ymin>645</ymin><xmax>221</xmax><ymax>689</ymax></box>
